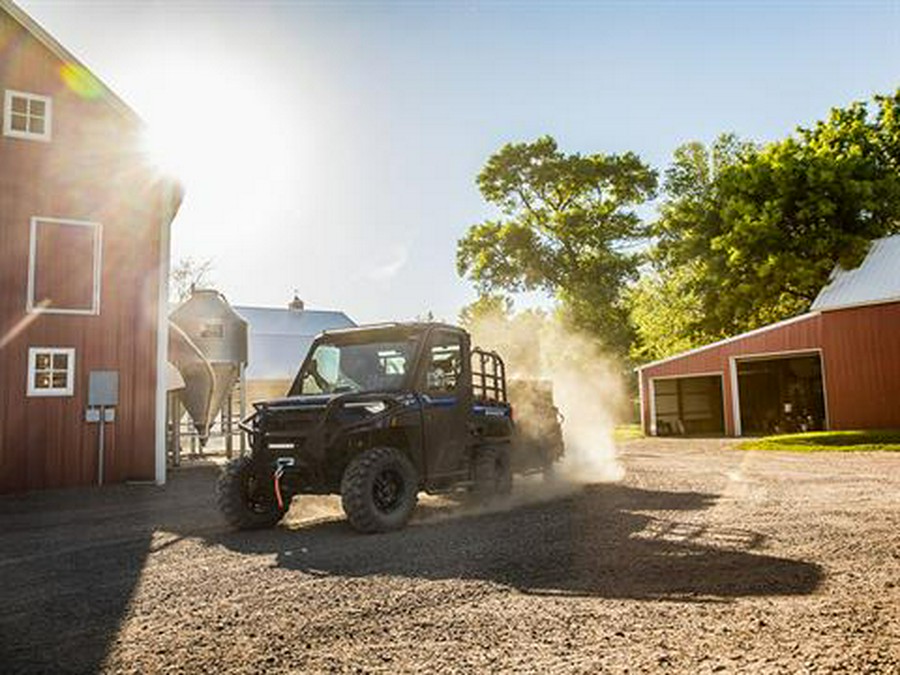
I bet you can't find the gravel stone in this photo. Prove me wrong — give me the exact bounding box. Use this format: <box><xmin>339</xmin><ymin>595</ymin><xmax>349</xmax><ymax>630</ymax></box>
<box><xmin>0</xmin><ymin>439</ymin><xmax>898</xmax><ymax>673</ymax></box>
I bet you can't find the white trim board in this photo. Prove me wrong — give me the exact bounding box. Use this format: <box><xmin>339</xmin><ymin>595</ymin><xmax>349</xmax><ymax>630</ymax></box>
<box><xmin>155</xmin><ymin>193</ymin><xmax>174</xmax><ymax>486</ymax></box>
<box><xmin>638</xmin><ymin>371</ymin><xmax>645</xmax><ymax>434</ymax></box>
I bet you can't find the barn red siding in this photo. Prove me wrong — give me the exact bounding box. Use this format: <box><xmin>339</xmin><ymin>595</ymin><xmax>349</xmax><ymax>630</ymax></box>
<box><xmin>640</xmin><ymin>314</ymin><xmax>822</xmax><ymax>435</ymax></box>
<box><xmin>639</xmin><ymin>303</ymin><xmax>900</xmax><ymax>436</ymax></box>
<box><xmin>0</xmin><ymin>10</ymin><xmax>174</xmax><ymax>492</ymax></box>
<box><xmin>820</xmin><ymin>303</ymin><xmax>900</xmax><ymax>430</ymax></box>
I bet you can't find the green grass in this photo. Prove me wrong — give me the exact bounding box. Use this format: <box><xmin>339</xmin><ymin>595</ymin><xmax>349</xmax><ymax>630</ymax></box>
<box><xmin>614</xmin><ymin>424</ymin><xmax>645</xmax><ymax>442</ymax></box>
<box><xmin>739</xmin><ymin>430</ymin><xmax>900</xmax><ymax>452</ymax></box>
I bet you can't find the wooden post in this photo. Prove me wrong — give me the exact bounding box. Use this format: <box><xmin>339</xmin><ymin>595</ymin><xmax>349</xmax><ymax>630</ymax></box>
<box><xmin>172</xmin><ymin>395</ymin><xmax>182</xmax><ymax>467</ymax></box>
<box><xmin>225</xmin><ymin>391</ymin><xmax>234</xmax><ymax>459</ymax></box>
<box><xmin>239</xmin><ymin>364</ymin><xmax>247</xmax><ymax>456</ymax></box>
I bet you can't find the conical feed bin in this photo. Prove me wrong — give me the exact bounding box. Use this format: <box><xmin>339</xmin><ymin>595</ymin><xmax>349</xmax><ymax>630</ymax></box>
<box><xmin>168</xmin><ymin>289</ymin><xmax>248</xmax><ymax>443</ymax></box>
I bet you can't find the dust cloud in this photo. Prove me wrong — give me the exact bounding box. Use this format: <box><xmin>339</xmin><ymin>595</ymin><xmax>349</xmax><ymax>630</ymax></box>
<box><xmin>466</xmin><ymin>311</ymin><xmax>627</xmax><ymax>486</ymax></box>
<box><xmin>284</xmin><ymin>313</ymin><xmax>628</xmax><ymax>526</ymax></box>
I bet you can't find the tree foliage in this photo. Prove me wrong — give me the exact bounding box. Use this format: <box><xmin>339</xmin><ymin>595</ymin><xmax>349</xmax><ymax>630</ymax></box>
<box><xmin>458</xmin><ymin>293</ymin><xmax>513</xmax><ymax>330</ymax></box>
<box><xmin>625</xmin><ymin>259</ymin><xmax>708</xmax><ymax>363</ymax></box>
<box><xmin>169</xmin><ymin>257</ymin><xmax>214</xmax><ymax>303</ymax></box>
<box><xmin>457</xmin><ymin>136</ymin><xmax>657</xmax><ymax>355</ymax></box>
<box><xmin>634</xmin><ymin>90</ymin><xmax>900</xmax><ymax>360</ymax></box>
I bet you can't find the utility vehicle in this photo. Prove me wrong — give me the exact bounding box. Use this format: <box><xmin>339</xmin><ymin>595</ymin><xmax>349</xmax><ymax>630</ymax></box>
<box><xmin>217</xmin><ymin>322</ymin><xmax>564</xmax><ymax>533</ymax></box>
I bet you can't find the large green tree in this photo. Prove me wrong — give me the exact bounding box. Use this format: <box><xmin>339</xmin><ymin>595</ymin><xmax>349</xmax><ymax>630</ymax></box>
<box><xmin>636</xmin><ymin>90</ymin><xmax>900</xmax><ymax>361</ymax></box>
<box><xmin>457</xmin><ymin>136</ymin><xmax>657</xmax><ymax>355</ymax></box>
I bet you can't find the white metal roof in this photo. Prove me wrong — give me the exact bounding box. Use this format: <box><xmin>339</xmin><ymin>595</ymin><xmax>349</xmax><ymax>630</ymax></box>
<box><xmin>233</xmin><ymin>306</ymin><xmax>355</xmax><ymax>380</ymax></box>
<box><xmin>812</xmin><ymin>235</ymin><xmax>900</xmax><ymax>312</ymax></box>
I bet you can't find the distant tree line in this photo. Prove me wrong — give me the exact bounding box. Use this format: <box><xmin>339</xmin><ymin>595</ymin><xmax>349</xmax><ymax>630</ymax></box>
<box><xmin>457</xmin><ymin>88</ymin><xmax>900</xmax><ymax>364</ymax></box>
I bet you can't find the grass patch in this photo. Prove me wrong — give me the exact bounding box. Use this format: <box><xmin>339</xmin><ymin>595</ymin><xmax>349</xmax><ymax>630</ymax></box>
<box><xmin>614</xmin><ymin>424</ymin><xmax>644</xmax><ymax>442</ymax></box>
<box><xmin>739</xmin><ymin>430</ymin><xmax>900</xmax><ymax>452</ymax></box>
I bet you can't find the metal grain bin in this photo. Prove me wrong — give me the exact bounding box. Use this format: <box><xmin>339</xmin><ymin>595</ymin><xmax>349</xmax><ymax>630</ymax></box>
<box><xmin>169</xmin><ymin>289</ymin><xmax>248</xmax><ymax>441</ymax></box>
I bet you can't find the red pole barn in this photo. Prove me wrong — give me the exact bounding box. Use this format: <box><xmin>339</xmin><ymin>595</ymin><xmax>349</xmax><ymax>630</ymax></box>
<box><xmin>638</xmin><ymin>236</ymin><xmax>900</xmax><ymax>437</ymax></box>
<box><xmin>0</xmin><ymin>0</ymin><xmax>182</xmax><ymax>492</ymax></box>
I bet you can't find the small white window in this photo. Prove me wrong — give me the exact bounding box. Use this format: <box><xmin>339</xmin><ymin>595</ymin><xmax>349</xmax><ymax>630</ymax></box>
<box><xmin>27</xmin><ymin>347</ymin><xmax>75</xmax><ymax>397</ymax></box>
<box><xmin>3</xmin><ymin>90</ymin><xmax>52</xmax><ymax>142</ymax></box>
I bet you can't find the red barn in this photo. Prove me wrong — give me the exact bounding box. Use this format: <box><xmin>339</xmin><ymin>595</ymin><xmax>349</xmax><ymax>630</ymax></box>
<box><xmin>0</xmin><ymin>0</ymin><xmax>182</xmax><ymax>492</ymax></box>
<box><xmin>638</xmin><ymin>236</ymin><xmax>900</xmax><ymax>437</ymax></box>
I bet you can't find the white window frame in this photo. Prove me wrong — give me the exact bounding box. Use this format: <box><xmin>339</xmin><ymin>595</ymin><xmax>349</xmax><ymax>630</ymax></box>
<box><xmin>27</xmin><ymin>347</ymin><xmax>76</xmax><ymax>397</ymax></box>
<box><xmin>27</xmin><ymin>217</ymin><xmax>103</xmax><ymax>316</ymax></box>
<box><xmin>3</xmin><ymin>89</ymin><xmax>52</xmax><ymax>142</ymax></box>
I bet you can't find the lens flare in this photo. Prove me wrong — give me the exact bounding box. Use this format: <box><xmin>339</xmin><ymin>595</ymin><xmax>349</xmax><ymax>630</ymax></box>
<box><xmin>59</xmin><ymin>62</ymin><xmax>103</xmax><ymax>99</ymax></box>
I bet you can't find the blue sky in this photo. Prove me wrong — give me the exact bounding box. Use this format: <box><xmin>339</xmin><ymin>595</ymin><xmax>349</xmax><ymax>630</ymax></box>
<box><xmin>19</xmin><ymin>0</ymin><xmax>900</xmax><ymax>323</ymax></box>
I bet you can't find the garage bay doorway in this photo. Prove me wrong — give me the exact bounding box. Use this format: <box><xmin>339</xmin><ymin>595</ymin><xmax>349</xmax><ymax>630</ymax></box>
<box><xmin>653</xmin><ymin>375</ymin><xmax>725</xmax><ymax>436</ymax></box>
<box><xmin>736</xmin><ymin>353</ymin><xmax>826</xmax><ymax>435</ymax></box>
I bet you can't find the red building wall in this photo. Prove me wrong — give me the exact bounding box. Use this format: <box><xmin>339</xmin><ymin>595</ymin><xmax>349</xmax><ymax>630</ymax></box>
<box><xmin>821</xmin><ymin>302</ymin><xmax>900</xmax><ymax>430</ymax></box>
<box><xmin>0</xmin><ymin>10</ymin><xmax>177</xmax><ymax>492</ymax></box>
<box><xmin>639</xmin><ymin>303</ymin><xmax>900</xmax><ymax>436</ymax></box>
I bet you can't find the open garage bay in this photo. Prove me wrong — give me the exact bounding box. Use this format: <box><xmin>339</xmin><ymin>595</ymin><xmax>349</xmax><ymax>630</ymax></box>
<box><xmin>1</xmin><ymin>440</ymin><xmax>898</xmax><ymax>673</ymax></box>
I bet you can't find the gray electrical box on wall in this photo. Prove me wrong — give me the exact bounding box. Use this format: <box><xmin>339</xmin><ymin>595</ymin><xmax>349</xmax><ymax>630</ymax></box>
<box><xmin>88</xmin><ymin>371</ymin><xmax>119</xmax><ymax>407</ymax></box>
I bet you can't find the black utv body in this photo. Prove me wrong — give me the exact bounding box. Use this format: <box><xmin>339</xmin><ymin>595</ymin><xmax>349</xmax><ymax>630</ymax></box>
<box><xmin>217</xmin><ymin>322</ymin><xmax>564</xmax><ymax>533</ymax></box>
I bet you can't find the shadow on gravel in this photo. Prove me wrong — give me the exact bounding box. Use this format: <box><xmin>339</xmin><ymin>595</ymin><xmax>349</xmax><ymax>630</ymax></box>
<box><xmin>0</xmin><ymin>465</ymin><xmax>823</xmax><ymax>674</ymax></box>
<box><xmin>216</xmin><ymin>482</ymin><xmax>824</xmax><ymax>602</ymax></box>
<box><xmin>0</xmin><ymin>466</ymin><xmax>220</xmax><ymax>675</ymax></box>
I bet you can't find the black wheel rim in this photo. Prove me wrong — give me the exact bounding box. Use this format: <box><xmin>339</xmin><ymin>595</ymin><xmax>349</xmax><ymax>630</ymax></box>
<box><xmin>243</xmin><ymin>472</ymin><xmax>272</xmax><ymax>514</ymax></box>
<box><xmin>372</xmin><ymin>468</ymin><xmax>404</xmax><ymax>513</ymax></box>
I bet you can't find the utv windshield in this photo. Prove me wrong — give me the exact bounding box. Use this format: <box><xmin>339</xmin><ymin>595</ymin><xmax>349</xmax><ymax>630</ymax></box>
<box><xmin>294</xmin><ymin>337</ymin><xmax>418</xmax><ymax>395</ymax></box>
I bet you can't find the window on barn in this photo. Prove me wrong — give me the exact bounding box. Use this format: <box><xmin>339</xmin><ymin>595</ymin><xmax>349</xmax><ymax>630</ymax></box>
<box><xmin>27</xmin><ymin>218</ymin><xmax>102</xmax><ymax>315</ymax></box>
<box><xmin>3</xmin><ymin>90</ymin><xmax>52</xmax><ymax>141</ymax></box>
<box><xmin>27</xmin><ymin>347</ymin><xmax>75</xmax><ymax>397</ymax></box>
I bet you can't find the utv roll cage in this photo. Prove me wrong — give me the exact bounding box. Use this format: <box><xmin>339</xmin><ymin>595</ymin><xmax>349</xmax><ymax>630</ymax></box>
<box><xmin>471</xmin><ymin>348</ymin><xmax>507</xmax><ymax>404</ymax></box>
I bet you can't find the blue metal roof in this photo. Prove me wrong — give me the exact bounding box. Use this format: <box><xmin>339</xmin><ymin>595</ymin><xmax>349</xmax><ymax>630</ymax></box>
<box><xmin>233</xmin><ymin>306</ymin><xmax>355</xmax><ymax>380</ymax></box>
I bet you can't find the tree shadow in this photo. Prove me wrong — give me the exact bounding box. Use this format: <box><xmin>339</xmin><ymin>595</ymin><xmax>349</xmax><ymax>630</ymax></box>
<box><xmin>213</xmin><ymin>482</ymin><xmax>823</xmax><ymax>601</ymax></box>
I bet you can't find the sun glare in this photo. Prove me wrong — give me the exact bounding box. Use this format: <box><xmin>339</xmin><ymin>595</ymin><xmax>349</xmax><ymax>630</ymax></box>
<box><xmin>138</xmin><ymin>53</ymin><xmax>299</xmax><ymax>198</ymax></box>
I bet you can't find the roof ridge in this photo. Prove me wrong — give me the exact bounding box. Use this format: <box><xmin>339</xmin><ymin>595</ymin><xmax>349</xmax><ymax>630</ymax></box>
<box><xmin>811</xmin><ymin>234</ymin><xmax>900</xmax><ymax>312</ymax></box>
<box><xmin>0</xmin><ymin>0</ymin><xmax>140</xmax><ymax>123</ymax></box>
<box><xmin>233</xmin><ymin>305</ymin><xmax>349</xmax><ymax>315</ymax></box>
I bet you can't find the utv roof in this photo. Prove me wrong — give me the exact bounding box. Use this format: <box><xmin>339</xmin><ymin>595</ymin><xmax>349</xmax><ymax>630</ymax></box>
<box><xmin>321</xmin><ymin>321</ymin><xmax>462</xmax><ymax>336</ymax></box>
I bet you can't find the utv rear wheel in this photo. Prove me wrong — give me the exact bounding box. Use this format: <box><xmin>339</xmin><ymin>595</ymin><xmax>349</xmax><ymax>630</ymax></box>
<box><xmin>542</xmin><ymin>460</ymin><xmax>558</xmax><ymax>483</ymax></box>
<box><xmin>217</xmin><ymin>456</ymin><xmax>287</xmax><ymax>530</ymax></box>
<box><xmin>341</xmin><ymin>447</ymin><xmax>419</xmax><ymax>533</ymax></box>
<box><xmin>474</xmin><ymin>444</ymin><xmax>512</xmax><ymax>498</ymax></box>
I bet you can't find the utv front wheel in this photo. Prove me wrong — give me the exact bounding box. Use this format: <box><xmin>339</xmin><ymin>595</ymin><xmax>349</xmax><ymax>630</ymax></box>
<box><xmin>217</xmin><ymin>456</ymin><xmax>287</xmax><ymax>530</ymax></box>
<box><xmin>341</xmin><ymin>447</ymin><xmax>419</xmax><ymax>533</ymax></box>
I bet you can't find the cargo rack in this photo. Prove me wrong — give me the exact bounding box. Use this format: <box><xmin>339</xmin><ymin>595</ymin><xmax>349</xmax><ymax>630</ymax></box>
<box><xmin>471</xmin><ymin>348</ymin><xmax>507</xmax><ymax>403</ymax></box>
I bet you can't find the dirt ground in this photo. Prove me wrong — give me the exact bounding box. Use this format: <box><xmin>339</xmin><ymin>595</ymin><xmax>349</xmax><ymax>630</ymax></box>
<box><xmin>1</xmin><ymin>438</ymin><xmax>898</xmax><ymax>674</ymax></box>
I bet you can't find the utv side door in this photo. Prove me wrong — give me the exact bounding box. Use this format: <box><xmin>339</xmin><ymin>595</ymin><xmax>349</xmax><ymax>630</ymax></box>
<box><xmin>419</xmin><ymin>329</ymin><xmax>471</xmax><ymax>482</ymax></box>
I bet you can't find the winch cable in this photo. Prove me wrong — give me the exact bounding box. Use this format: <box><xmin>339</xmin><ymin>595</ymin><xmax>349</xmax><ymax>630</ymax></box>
<box><xmin>274</xmin><ymin>469</ymin><xmax>285</xmax><ymax>510</ymax></box>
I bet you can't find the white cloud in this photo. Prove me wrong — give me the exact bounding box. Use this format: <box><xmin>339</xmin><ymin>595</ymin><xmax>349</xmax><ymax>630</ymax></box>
<box><xmin>368</xmin><ymin>245</ymin><xmax>410</xmax><ymax>281</ymax></box>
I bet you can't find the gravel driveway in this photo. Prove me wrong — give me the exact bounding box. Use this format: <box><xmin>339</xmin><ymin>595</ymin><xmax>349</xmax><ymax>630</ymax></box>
<box><xmin>1</xmin><ymin>439</ymin><xmax>898</xmax><ymax>673</ymax></box>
